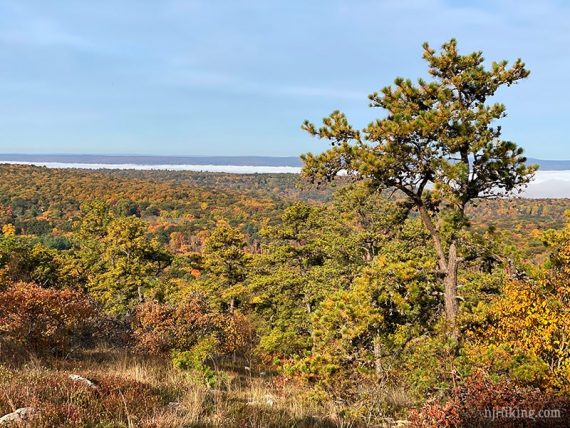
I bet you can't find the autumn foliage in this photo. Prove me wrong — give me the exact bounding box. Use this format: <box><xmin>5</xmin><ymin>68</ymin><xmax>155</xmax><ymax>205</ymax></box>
<box><xmin>133</xmin><ymin>294</ymin><xmax>219</xmax><ymax>355</ymax></box>
<box><xmin>2</xmin><ymin>37</ymin><xmax>570</xmax><ymax>426</ymax></box>
<box><xmin>409</xmin><ymin>372</ymin><xmax>570</xmax><ymax>427</ymax></box>
<box><xmin>0</xmin><ymin>282</ymin><xmax>96</xmax><ymax>356</ymax></box>
<box><xmin>133</xmin><ymin>295</ymin><xmax>256</xmax><ymax>359</ymax></box>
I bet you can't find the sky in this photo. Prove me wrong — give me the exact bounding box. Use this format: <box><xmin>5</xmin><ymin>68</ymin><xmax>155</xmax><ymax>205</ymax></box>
<box><xmin>0</xmin><ymin>0</ymin><xmax>568</xmax><ymax>158</ymax></box>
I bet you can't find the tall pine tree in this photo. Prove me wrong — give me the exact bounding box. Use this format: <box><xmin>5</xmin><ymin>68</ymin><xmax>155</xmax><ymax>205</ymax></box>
<box><xmin>302</xmin><ymin>39</ymin><xmax>535</xmax><ymax>337</ymax></box>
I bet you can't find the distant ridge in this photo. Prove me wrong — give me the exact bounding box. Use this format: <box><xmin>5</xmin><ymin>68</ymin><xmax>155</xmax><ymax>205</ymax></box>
<box><xmin>527</xmin><ymin>158</ymin><xmax>570</xmax><ymax>171</ymax></box>
<box><xmin>0</xmin><ymin>154</ymin><xmax>568</xmax><ymax>170</ymax></box>
<box><xmin>0</xmin><ymin>154</ymin><xmax>303</xmax><ymax>167</ymax></box>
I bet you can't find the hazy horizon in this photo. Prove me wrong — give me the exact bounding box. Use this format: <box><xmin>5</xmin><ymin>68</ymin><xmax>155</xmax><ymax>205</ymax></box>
<box><xmin>2</xmin><ymin>159</ymin><xmax>570</xmax><ymax>198</ymax></box>
<box><xmin>1</xmin><ymin>153</ymin><xmax>569</xmax><ymax>165</ymax></box>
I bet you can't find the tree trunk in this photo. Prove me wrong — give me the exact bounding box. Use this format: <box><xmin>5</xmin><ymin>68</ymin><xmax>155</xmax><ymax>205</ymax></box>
<box><xmin>373</xmin><ymin>335</ymin><xmax>383</xmax><ymax>380</ymax></box>
<box><xmin>417</xmin><ymin>205</ymin><xmax>447</xmax><ymax>272</ymax></box>
<box><xmin>417</xmin><ymin>204</ymin><xmax>460</xmax><ymax>337</ymax></box>
<box><xmin>444</xmin><ymin>242</ymin><xmax>459</xmax><ymax>338</ymax></box>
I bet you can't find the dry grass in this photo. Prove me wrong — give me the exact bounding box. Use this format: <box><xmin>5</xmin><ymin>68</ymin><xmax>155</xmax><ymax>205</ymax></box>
<box><xmin>0</xmin><ymin>349</ymin><xmax>405</xmax><ymax>427</ymax></box>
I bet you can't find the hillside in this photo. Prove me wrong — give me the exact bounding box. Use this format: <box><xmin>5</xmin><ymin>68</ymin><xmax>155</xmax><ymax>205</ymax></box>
<box><xmin>1</xmin><ymin>164</ymin><xmax>569</xmax><ymax>426</ymax></box>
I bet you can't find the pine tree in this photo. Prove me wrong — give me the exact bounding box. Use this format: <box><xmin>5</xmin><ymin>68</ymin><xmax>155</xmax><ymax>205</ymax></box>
<box><xmin>202</xmin><ymin>220</ymin><xmax>250</xmax><ymax>311</ymax></box>
<box><xmin>302</xmin><ymin>39</ymin><xmax>535</xmax><ymax>337</ymax></box>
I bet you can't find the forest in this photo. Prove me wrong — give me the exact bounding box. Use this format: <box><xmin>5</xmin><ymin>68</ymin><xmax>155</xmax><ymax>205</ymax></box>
<box><xmin>0</xmin><ymin>163</ymin><xmax>568</xmax><ymax>427</ymax></box>
<box><xmin>1</xmin><ymin>40</ymin><xmax>570</xmax><ymax>427</ymax></box>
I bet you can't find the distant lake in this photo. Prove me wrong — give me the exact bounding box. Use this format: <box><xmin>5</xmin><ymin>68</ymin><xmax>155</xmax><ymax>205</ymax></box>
<box><xmin>1</xmin><ymin>161</ymin><xmax>569</xmax><ymax>198</ymax></box>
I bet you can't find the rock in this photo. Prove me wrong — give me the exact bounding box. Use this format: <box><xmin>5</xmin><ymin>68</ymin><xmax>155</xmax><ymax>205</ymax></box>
<box><xmin>0</xmin><ymin>407</ymin><xmax>34</xmax><ymax>425</ymax></box>
<box><xmin>379</xmin><ymin>418</ymin><xmax>409</xmax><ymax>427</ymax></box>
<box><xmin>264</xmin><ymin>394</ymin><xmax>275</xmax><ymax>407</ymax></box>
<box><xmin>246</xmin><ymin>394</ymin><xmax>276</xmax><ymax>407</ymax></box>
<box><xmin>69</xmin><ymin>374</ymin><xmax>98</xmax><ymax>389</ymax></box>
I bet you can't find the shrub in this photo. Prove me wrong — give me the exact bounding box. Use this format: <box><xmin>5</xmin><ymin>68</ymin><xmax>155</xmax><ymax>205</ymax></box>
<box><xmin>133</xmin><ymin>296</ymin><xmax>257</xmax><ymax>361</ymax></box>
<box><xmin>218</xmin><ymin>310</ymin><xmax>257</xmax><ymax>357</ymax></box>
<box><xmin>409</xmin><ymin>371</ymin><xmax>570</xmax><ymax>427</ymax></box>
<box><xmin>0</xmin><ymin>282</ymin><xmax>96</xmax><ymax>356</ymax></box>
<box><xmin>133</xmin><ymin>301</ymin><xmax>178</xmax><ymax>354</ymax></box>
<box><xmin>133</xmin><ymin>294</ymin><xmax>219</xmax><ymax>355</ymax></box>
<box><xmin>0</xmin><ymin>369</ymin><xmax>166</xmax><ymax>427</ymax></box>
<box><xmin>172</xmin><ymin>336</ymin><xmax>220</xmax><ymax>387</ymax></box>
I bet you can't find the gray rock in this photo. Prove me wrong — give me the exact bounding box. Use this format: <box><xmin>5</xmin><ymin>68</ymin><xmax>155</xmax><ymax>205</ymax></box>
<box><xmin>69</xmin><ymin>374</ymin><xmax>98</xmax><ymax>389</ymax></box>
<box><xmin>0</xmin><ymin>407</ymin><xmax>34</xmax><ymax>425</ymax></box>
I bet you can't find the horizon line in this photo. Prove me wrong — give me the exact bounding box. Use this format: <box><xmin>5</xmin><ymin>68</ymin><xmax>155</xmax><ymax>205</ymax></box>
<box><xmin>0</xmin><ymin>153</ymin><xmax>568</xmax><ymax>162</ymax></box>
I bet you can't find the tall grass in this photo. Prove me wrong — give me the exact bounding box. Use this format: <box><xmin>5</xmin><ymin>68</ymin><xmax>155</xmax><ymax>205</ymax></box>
<box><xmin>0</xmin><ymin>348</ymin><xmax>407</xmax><ymax>427</ymax></box>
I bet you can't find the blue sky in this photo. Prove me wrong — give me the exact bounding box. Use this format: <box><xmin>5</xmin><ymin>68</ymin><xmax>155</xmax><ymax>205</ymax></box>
<box><xmin>0</xmin><ymin>1</ymin><xmax>568</xmax><ymax>158</ymax></box>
